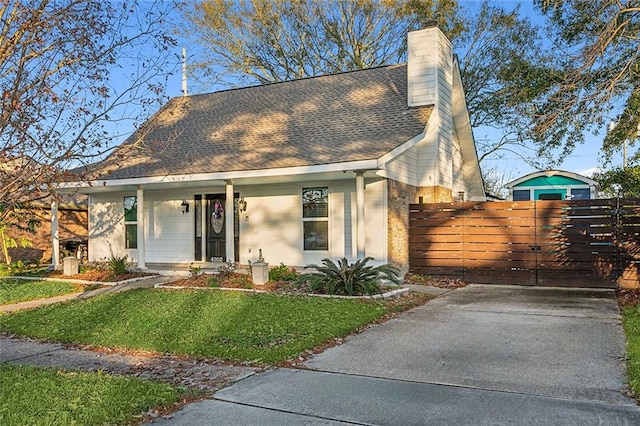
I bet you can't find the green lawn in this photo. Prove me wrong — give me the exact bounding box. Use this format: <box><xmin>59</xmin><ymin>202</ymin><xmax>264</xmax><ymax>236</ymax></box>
<box><xmin>622</xmin><ymin>307</ymin><xmax>640</xmax><ymax>397</ymax></box>
<box><xmin>0</xmin><ymin>288</ymin><xmax>416</xmax><ymax>363</ymax></box>
<box><xmin>0</xmin><ymin>364</ymin><xmax>178</xmax><ymax>425</ymax></box>
<box><xmin>0</xmin><ymin>278</ymin><xmax>81</xmax><ymax>305</ymax></box>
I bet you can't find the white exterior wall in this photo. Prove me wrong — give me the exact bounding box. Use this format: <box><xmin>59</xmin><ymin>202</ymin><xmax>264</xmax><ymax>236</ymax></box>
<box><xmin>451</xmin><ymin>127</ymin><xmax>467</xmax><ymax>197</ymax></box>
<box><xmin>408</xmin><ymin>27</ymin><xmax>451</xmax><ymax>107</ymax></box>
<box><xmin>382</xmin><ymin>145</ymin><xmax>419</xmax><ymax>185</ymax></box>
<box><xmin>87</xmin><ymin>178</ymin><xmax>388</xmax><ymax>268</ymax></box>
<box><xmin>145</xmin><ymin>189</ymin><xmax>195</xmax><ymax>263</ymax></box>
<box><xmin>88</xmin><ymin>193</ymin><xmax>125</xmax><ymax>262</ymax></box>
<box><xmin>404</xmin><ymin>26</ymin><xmax>455</xmax><ymax>191</ymax></box>
<box><xmin>239</xmin><ymin>179</ymin><xmax>386</xmax><ymax>266</ymax></box>
<box><xmin>89</xmin><ymin>190</ymin><xmax>194</xmax><ymax>264</ymax></box>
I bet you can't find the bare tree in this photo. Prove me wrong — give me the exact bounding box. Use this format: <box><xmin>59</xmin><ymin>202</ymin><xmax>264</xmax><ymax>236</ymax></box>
<box><xmin>0</xmin><ymin>0</ymin><xmax>178</xmax><ymax>226</ymax></box>
<box><xmin>180</xmin><ymin>0</ymin><xmax>464</xmax><ymax>89</ymax></box>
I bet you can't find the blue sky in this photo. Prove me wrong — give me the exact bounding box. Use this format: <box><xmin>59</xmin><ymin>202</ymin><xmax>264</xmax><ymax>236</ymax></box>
<box><xmin>152</xmin><ymin>1</ymin><xmax>611</xmax><ymax>184</ymax></box>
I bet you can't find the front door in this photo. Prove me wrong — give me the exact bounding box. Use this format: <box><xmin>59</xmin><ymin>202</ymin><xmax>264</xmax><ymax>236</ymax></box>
<box><xmin>206</xmin><ymin>194</ymin><xmax>226</xmax><ymax>262</ymax></box>
<box><xmin>205</xmin><ymin>193</ymin><xmax>239</xmax><ymax>262</ymax></box>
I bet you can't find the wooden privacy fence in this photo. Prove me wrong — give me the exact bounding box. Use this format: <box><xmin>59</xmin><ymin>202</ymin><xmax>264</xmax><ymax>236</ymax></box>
<box><xmin>409</xmin><ymin>199</ymin><xmax>640</xmax><ymax>288</ymax></box>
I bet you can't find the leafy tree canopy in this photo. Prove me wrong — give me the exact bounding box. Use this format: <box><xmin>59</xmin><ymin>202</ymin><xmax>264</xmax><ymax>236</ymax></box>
<box><xmin>533</xmin><ymin>0</ymin><xmax>640</xmax><ymax>165</ymax></box>
<box><xmin>594</xmin><ymin>165</ymin><xmax>640</xmax><ymax>198</ymax></box>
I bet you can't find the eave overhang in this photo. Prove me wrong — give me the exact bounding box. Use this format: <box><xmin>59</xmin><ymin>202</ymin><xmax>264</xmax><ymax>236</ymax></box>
<box><xmin>58</xmin><ymin>159</ymin><xmax>385</xmax><ymax>194</ymax></box>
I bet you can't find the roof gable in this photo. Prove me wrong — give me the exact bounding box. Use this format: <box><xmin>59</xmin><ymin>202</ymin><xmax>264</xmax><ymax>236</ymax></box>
<box><xmin>506</xmin><ymin>170</ymin><xmax>597</xmax><ymax>188</ymax></box>
<box><xmin>89</xmin><ymin>64</ymin><xmax>432</xmax><ymax>181</ymax></box>
<box><xmin>514</xmin><ymin>175</ymin><xmax>588</xmax><ymax>187</ymax></box>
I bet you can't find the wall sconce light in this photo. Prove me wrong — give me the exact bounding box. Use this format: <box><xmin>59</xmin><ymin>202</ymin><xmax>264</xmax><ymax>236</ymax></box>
<box><xmin>237</xmin><ymin>197</ymin><xmax>247</xmax><ymax>213</ymax></box>
<box><xmin>181</xmin><ymin>199</ymin><xmax>190</xmax><ymax>214</ymax></box>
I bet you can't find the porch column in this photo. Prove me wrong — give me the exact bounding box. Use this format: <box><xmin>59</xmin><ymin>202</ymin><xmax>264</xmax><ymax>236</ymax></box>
<box><xmin>225</xmin><ymin>180</ymin><xmax>235</xmax><ymax>263</ymax></box>
<box><xmin>50</xmin><ymin>200</ymin><xmax>60</xmax><ymax>270</ymax></box>
<box><xmin>136</xmin><ymin>185</ymin><xmax>146</xmax><ymax>270</ymax></box>
<box><xmin>356</xmin><ymin>171</ymin><xmax>366</xmax><ymax>259</ymax></box>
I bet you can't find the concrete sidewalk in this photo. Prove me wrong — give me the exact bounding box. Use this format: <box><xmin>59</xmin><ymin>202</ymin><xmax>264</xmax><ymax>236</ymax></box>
<box><xmin>155</xmin><ymin>284</ymin><xmax>640</xmax><ymax>425</ymax></box>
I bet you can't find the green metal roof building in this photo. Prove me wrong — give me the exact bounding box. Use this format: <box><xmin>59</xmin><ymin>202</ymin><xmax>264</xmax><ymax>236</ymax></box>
<box><xmin>505</xmin><ymin>170</ymin><xmax>599</xmax><ymax>201</ymax></box>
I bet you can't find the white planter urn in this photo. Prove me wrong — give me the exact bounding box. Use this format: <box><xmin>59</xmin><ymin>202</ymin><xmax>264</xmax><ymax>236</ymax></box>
<box><xmin>252</xmin><ymin>262</ymin><xmax>269</xmax><ymax>285</ymax></box>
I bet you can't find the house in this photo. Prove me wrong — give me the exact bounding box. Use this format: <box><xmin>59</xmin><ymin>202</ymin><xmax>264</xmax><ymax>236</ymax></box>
<box><xmin>2</xmin><ymin>194</ymin><xmax>87</xmax><ymax>265</ymax></box>
<box><xmin>505</xmin><ymin>170</ymin><xmax>599</xmax><ymax>201</ymax></box>
<box><xmin>57</xmin><ymin>25</ymin><xmax>485</xmax><ymax>273</ymax></box>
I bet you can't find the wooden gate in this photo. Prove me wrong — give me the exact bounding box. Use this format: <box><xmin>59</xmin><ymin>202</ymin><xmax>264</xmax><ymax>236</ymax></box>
<box><xmin>408</xmin><ymin>199</ymin><xmax>640</xmax><ymax>288</ymax></box>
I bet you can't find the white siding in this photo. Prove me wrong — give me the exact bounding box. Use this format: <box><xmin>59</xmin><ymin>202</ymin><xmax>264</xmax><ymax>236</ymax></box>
<box><xmin>407</xmin><ymin>27</ymin><xmax>452</xmax><ymax>109</ymax></box>
<box><xmin>416</xmin><ymin>111</ymin><xmax>441</xmax><ymax>187</ymax></box>
<box><xmin>89</xmin><ymin>193</ymin><xmax>126</xmax><ymax>262</ymax></box>
<box><xmin>240</xmin><ymin>179</ymin><xmax>387</xmax><ymax>266</ymax></box>
<box><xmin>88</xmin><ymin>189</ymin><xmax>194</xmax><ymax>264</ymax></box>
<box><xmin>451</xmin><ymin>128</ymin><xmax>466</xmax><ymax>196</ymax></box>
<box><xmin>87</xmin><ymin>178</ymin><xmax>388</xmax><ymax>268</ymax></box>
<box><xmin>144</xmin><ymin>189</ymin><xmax>194</xmax><ymax>263</ymax></box>
<box><xmin>238</xmin><ymin>184</ymin><xmax>301</xmax><ymax>265</ymax></box>
<box><xmin>406</xmin><ymin>26</ymin><xmax>456</xmax><ymax>190</ymax></box>
<box><xmin>363</xmin><ymin>179</ymin><xmax>386</xmax><ymax>263</ymax></box>
<box><xmin>383</xmin><ymin>146</ymin><xmax>419</xmax><ymax>185</ymax></box>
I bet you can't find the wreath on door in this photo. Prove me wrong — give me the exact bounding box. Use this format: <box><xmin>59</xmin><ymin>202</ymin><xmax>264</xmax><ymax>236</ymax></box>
<box><xmin>213</xmin><ymin>200</ymin><xmax>224</xmax><ymax>219</ymax></box>
<box><xmin>212</xmin><ymin>200</ymin><xmax>224</xmax><ymax>234</ymax></box>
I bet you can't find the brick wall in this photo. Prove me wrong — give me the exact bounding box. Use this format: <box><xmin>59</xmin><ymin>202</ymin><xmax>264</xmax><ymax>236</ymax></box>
<box><xmin>1</xmin><ymin>207</ymin><xmax>88</xmax><ymax>264</ymax></box>
<box><xmin>387</xmin><ymin>180</ymin><xmax>452</xmax><ymax>272</ymax></box>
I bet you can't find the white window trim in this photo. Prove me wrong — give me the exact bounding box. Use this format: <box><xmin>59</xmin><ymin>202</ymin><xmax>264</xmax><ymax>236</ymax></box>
<box><xmin>302</xmin><ymin>186</ymin><xmax>329</xmax><ymax>252</ymax></box>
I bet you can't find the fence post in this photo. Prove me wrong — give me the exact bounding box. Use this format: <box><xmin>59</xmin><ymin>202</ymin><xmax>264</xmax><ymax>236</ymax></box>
<box><xmin>614</xmin><ymin>196</ymin><xmax>622</xmax><ymax>287</ymax></box>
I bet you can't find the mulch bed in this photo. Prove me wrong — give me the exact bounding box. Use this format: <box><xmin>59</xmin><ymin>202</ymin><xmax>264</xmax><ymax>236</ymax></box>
<box><xmin>403</xmin><ymin>273</ymin><xmax>467</xmax><ymax>289</ymax></box>
<box><xmin>617</xmin><ymin>289</ymin><xmax>640</xmax><ymax>309</ymax></box>
<box><xmin>166</xmin><ymin>273</ymin><xmax>467</xmax><ymax>295</ymax></box>
<box><xmin>45</xmin><ymin>269</ymin><xmax>156</xmax><ymax>282</ymax></box>
<box><xmin>169</xmin><ymin>273</ymin><xmax>256</xmax><ymax>289</ymax></box>
<box><xmin>169</xmin><ymin>272</ymin><xmax>468</xmax><ymax>290</ymax></box>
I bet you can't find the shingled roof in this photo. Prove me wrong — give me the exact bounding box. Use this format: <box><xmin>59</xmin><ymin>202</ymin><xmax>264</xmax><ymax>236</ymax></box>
<box><xmin>89</xmin><ymin>64</ymin><xmax>432</xmax><ymax>180</ymax></box>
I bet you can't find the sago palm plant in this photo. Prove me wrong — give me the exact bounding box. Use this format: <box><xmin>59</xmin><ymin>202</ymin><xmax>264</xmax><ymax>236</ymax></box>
<box><xmin>295</xmin><ymin>257</ymin><xmax>401</xmax><ymax>296</ymax></box>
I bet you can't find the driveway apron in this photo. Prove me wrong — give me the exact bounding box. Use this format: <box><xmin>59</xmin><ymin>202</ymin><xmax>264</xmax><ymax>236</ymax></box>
<box><xmin>158</xmin><ymin>284</ymin><xmax>640</xmax><ymax>425</ymax></box>
<box><xmin>304</xmin><ymin>284</ymin><xmax>629</xmax><ymax>404</ymax></box>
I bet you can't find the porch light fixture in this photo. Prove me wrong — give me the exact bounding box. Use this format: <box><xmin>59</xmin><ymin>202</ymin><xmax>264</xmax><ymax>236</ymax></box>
<box><xmin>181</xmin><ymin>199</ymin><xmax>190</xmax><ymax>214</ymax></box>
<box><xmin>237</xmin><ymin>197</ymin><xmax>247</xmax><ymax>213</ymax></box>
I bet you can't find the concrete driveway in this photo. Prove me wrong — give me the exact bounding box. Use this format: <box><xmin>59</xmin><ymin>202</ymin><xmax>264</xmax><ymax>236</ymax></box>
<box><xmin>156</xmin><ymin>284</ymin><xmax>640</xmax><ymax>425</ymax></box>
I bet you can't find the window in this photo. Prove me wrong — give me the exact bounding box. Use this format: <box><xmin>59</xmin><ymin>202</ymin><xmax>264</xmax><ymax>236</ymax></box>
<box><xmin>512</xmin><ymin>190</ymin><xmax>530</xmax><ymax>201</ymax></box>
<box><xmin>538</xmin><ymin>193</ymin><xmax>562</xmax><ymax>200</ymax></box>
<box><xmin>124</xmin><ymin>196</ymin><xmax>137</xmax><ymax>249</ymax></box>
<box><xmin>302</xmin><ymin>187</ymin><xmax>328</xmax><ymax>250</ymax></box>
<box><xmin>571</xmin><ymin>188</ymin><xmax>591</xmax><ymax>200</ymax></box>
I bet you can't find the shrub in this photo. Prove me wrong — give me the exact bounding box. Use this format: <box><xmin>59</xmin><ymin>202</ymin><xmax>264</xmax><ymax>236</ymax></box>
<box><xmin>106</xmin><ymin>246</ymin><xmax>128</xmax><ymax>275</ymax></box>
<box><xmin>208</xmin><ymin>276</ymin><xmax>221</xmax><ymax>288</ymax></box>
<box><xmin>216</xmin><ymin>261</ymin><xmax>236</xmax><ymax>279</ymax></box>
<box><xmin>295</xmin><ymin>257</ymin><xmax>400</xmax><ymax>296</ymax></box>
<box><xmin>189</xmin><ymin>263</ymin><xmax>202</xmax><ymax>278</ymax></box>
<box><xmin>269</xmin><ymin>263</ymin><xmax>299</xmax><ymax>282</ymax></box>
